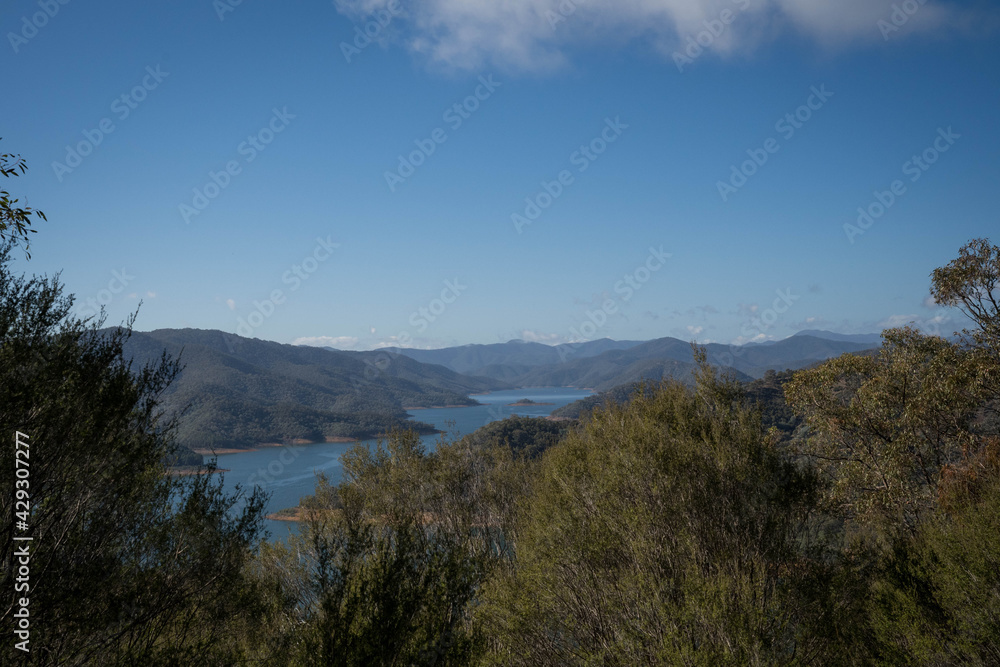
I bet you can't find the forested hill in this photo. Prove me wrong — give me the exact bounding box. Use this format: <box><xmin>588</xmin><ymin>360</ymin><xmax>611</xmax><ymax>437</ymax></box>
<box><xmin>551</xmin><ymin>370</ymin><xmax>804</xmax><ymax>442</ymax></box>
<box><xmin>380</xmin><ymin>338</ymin><xmax>644</xmax><ymax>382</ymax></box>
<box><xmin>121</xmin><ymin>328</ymin><xmax>510</xmax><ymax>452</ymax></box>
<box><xmin>387</xmin><ymin>333</ymin><xmax>875</xmax><ymax>388</ymax></box>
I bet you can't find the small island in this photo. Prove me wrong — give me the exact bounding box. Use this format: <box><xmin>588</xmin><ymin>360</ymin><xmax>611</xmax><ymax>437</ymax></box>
<box><xmin>507</xmin><ymin>398</ymin><xmax>554</xmax><ymax>407</ymax></box>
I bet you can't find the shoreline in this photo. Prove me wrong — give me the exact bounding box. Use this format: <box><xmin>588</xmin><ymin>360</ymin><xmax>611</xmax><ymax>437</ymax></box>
<box><xmin>192</xmin><ymin>436</ymin><xmax>358</xmax><ymax>456</ymax></box>
<box><xmin>404</xmin><ymin>404</ymin><xmax>476</xmax><ymax>410</ymax></box>
<box><xmin>167</xmin><ymin>466</ymin><xmax>230</xmax><ymax>476</ymax></box>
<box><xmin>267</xmin><ymin>507</ymin><xmax>341</xmax><ymax>523</ymax></box>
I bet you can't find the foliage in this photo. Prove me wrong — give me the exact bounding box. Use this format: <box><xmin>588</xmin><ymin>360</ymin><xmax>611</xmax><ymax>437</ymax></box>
<box><xmin>866</xmin><ymin>441</ymin><xmax>1000</xmax><ymax>665</ymax></box>
<box><xmin>476</xmin><ymin>360</ymin><xmax>829</xmax><ymax>666</ymax></box>
<box><xmin>2</xmin><ymin>227</ymin><xmax>999</xmax><ymax>665</ymax></box>
<box><xmin>0</xmin><ymin>244</ymin><xmax>274</xmax><ymax>664</ymax></box>
<box><xmin>0</xmin><ymin>140</ymin><xmax>46</xmax><ymax>257</ymax></box>
<box><xmin>458</xmin><ymin>414</ymin><xmax>569</xmax><ymax>459</ymax></box>
<box><xmin>785</xmin><ymin>327</ymin><xmax>990</xmax><ymax>539</ymax></box>
<box><xmin>261</xmin><ymin>428</ymin><xmax>535</xmax><ymax>666</ymax></box>
<box><xmin>931</xmin><ymin>238</ymin><xmax>1000</xmax><ymax>345</ymax></box>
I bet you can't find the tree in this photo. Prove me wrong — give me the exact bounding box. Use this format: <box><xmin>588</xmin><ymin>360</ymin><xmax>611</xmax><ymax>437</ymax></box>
<box><xmin>931</xmin><ymin>237</ymin><xmax>1000</xmax><ymax>400</ymax></box>
<box><xmin>0</xmin><ymin>139</ymin><xmax>46</xmax><ymax>257</ymax></box>
<box><xmin>785</xmin><ymin>327</ymin><xmax>987</xmax><ymax>540</ymax></box>
<box><xmin>261</xmin><ymin>427</ymin><xmax>532</xmax><ymax>666</ymax></box>
<box><xmin>784</xmin><ymin>239</ymin><xmax>1000</xmax><ymax>664</ymax></box>
<box><xmin>478</xmin><ymin>361</ymin><xmax>831</xmax><ymax>666</ymax></box>
<box><xmin>0</xmin><ymin>244</ymin><xmax>273</xmax><ymax>664</ymax></box>
<box><xmin>931</xmin><ymin>238</ymin><xmax>1000</xmax><ymax>345</ymax></box>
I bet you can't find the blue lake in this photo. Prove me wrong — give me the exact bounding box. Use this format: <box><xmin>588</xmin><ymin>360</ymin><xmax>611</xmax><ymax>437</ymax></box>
<box><xmin>209</xmin><ymin>387</ymin><xmax>592</xmax><ymax>540</ymax></box>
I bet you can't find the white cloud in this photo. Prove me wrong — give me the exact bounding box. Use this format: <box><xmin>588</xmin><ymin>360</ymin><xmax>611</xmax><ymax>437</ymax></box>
<box><xmin>881</xmin><ymin>313</ymin><xmax>918</xmax><ymax>328</ymax></box>
<box><xmin>371</xmin><ymin>335</ymin><xmax>458</xmax><ymax>350</ymax></box>
<box><xmin>145</xmin><ymin>291</ymin><xmax>157</xmax><ymax>298</ymax></box>
<box><xmin>294</xmin><ymin>336</ymin><xmax>361</xmax><ymax>349</ymax></box>
<box><xmin>731</xmin><ymin>332</ymin><xmax>771</xmax><ymax>345</ymax></box>
<box><xmin>876</xmin><ymin>312</ymin><xmax>952</xmax><ymax>337</ymax></box>
<box><xmin>226</xmin><ymin>298</ymin><xmax>237</xmax><ymax>311</ymax></box>
<box><xmin>519</xmin><ymin>329</ymin><xmax>568</xmax><ymax>344</ymax></box>
<box><xmin>686</xmin><ymin>324</ymin><xmax>704</xmax><ymax>336</ymax></box>
<box><xmin>294</xmin><ymin>334</ymin><xmax>462</xmax><ymax>351</ymax></box>
<box><xmin>333</xmin><ymin>0</ymin><xmax>978</xmax><ymax>72</ymax></box>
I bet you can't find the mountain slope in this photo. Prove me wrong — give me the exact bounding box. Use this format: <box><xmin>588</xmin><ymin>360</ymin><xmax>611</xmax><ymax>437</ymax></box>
<box><xmin>508</xmin><ymin>334</ymin><xmax>872</xmax><ymax>388</ymax></box>
<box><xmin>793</xmin><ymin>330</ymin><xmax>883</xmax><ymax>345</ymax></box>
<box><xmin>380</xmin><ymin>338</ymin><xmax>644</xmax><ymax>379</ymax></box>
<box><xmin>123</xmin><ymin>329</ymin><xmax>509</xmax><ymax>451</ymax></box>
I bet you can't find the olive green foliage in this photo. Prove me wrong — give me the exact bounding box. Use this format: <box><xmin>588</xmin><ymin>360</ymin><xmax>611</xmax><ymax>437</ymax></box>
<box><xmin>459</xmin><ymin>414</ymin><xmax>569</xmax><ymax>458</ymax></box>
<box><xmin>931</xmin><ymin>237</ymin><xmax>1000</xmax><ymax>398</ymax></box>
<box><xmin>744</xmin><ymin>369</ymin><xmax>803</xmax><ymax>439</ymax></box>
<box><xmin>784</xmin><ymin>238</ymin><xmax>1000</xmax><ymax>664</ymax></box>
<box><xmin>477</xmin><ymin>362</ymin><xmax>827</xmax><ymax>666</ymax></box>
<box><xmin>786</xmin><ymin>326</ymin><xmax>989</xmax><ymax>539</ymax></box>
<box><xmin>0</xmin><ymin>245</ymin><xmax>275</xmax><ymax>665</ymax></box>
<box><xmin>0</xmin><ymin>140</ymin><xmax>45</xmax><ymax>256</ymax></box>
<box><xmin>261</xmin><ymin>429</ymin><xmax>534</xmax><ymax>666</ymax></box>
<box><xmin>868</xmin><ymin>464</ymin><xmax>1000</xmax><ymax>665</ymax></box>
<box><xmin>931</xmin><ymin>238</ymin><xmax>1000</xmax><ymax>347</ymax></box>
<box><xmin>4</xmin><ymin>207</ymin><xmax>999</xmax><ymax>666</ymax></box>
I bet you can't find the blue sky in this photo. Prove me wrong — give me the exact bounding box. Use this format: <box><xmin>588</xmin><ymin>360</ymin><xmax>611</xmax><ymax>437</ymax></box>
<box><xmin>3</xmin><ymin>0</ymin><xmax>997</xmax><ymax>349</ymax></box>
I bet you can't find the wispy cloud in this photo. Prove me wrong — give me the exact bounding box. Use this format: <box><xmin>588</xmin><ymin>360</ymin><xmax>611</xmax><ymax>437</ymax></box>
<box><xmin>333</xmin><ymin>0</ymin><xmax>978</xmax><ymax>72</ymax></box>
<box><xmin>519</xmin><ymin>329</ymin><xmax>568</xmax><ymax>344</ymax></box>
<box><xmin>293</xmin><ymin>336</ymin><xmax>361</xmax><ymax>349</ymax></box>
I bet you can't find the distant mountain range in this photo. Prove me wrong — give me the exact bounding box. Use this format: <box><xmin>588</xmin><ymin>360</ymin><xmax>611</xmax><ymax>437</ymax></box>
<box><xmin>382</xmin><ymin>332</ymin><xmax>878</xmax><ymax>389</ymax></box>
<box><xmin>124</xmin><ymin>328</ymin><xmax>878</xmax><ymax>456</ymax></box>
<box><xmin>377</xmin><ymin>338</ymin><xmax>644</xmax><ymax>383</ymax></box>
<box><xmin>122</xmin><ymin>329</ymin><xmax>510</xmax><ymax>453</ymax></box>
<box><xmin>792</xmin><ymin>330</ymin><xmax>883</xmax><ymax>345</ymax></box>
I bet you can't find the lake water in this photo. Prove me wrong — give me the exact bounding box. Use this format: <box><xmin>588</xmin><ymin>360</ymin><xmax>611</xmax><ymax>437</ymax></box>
<box><xmin>209</xmin><ymin>387</ymin><xmax>592</xmax><ymax>540</ymax></box>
